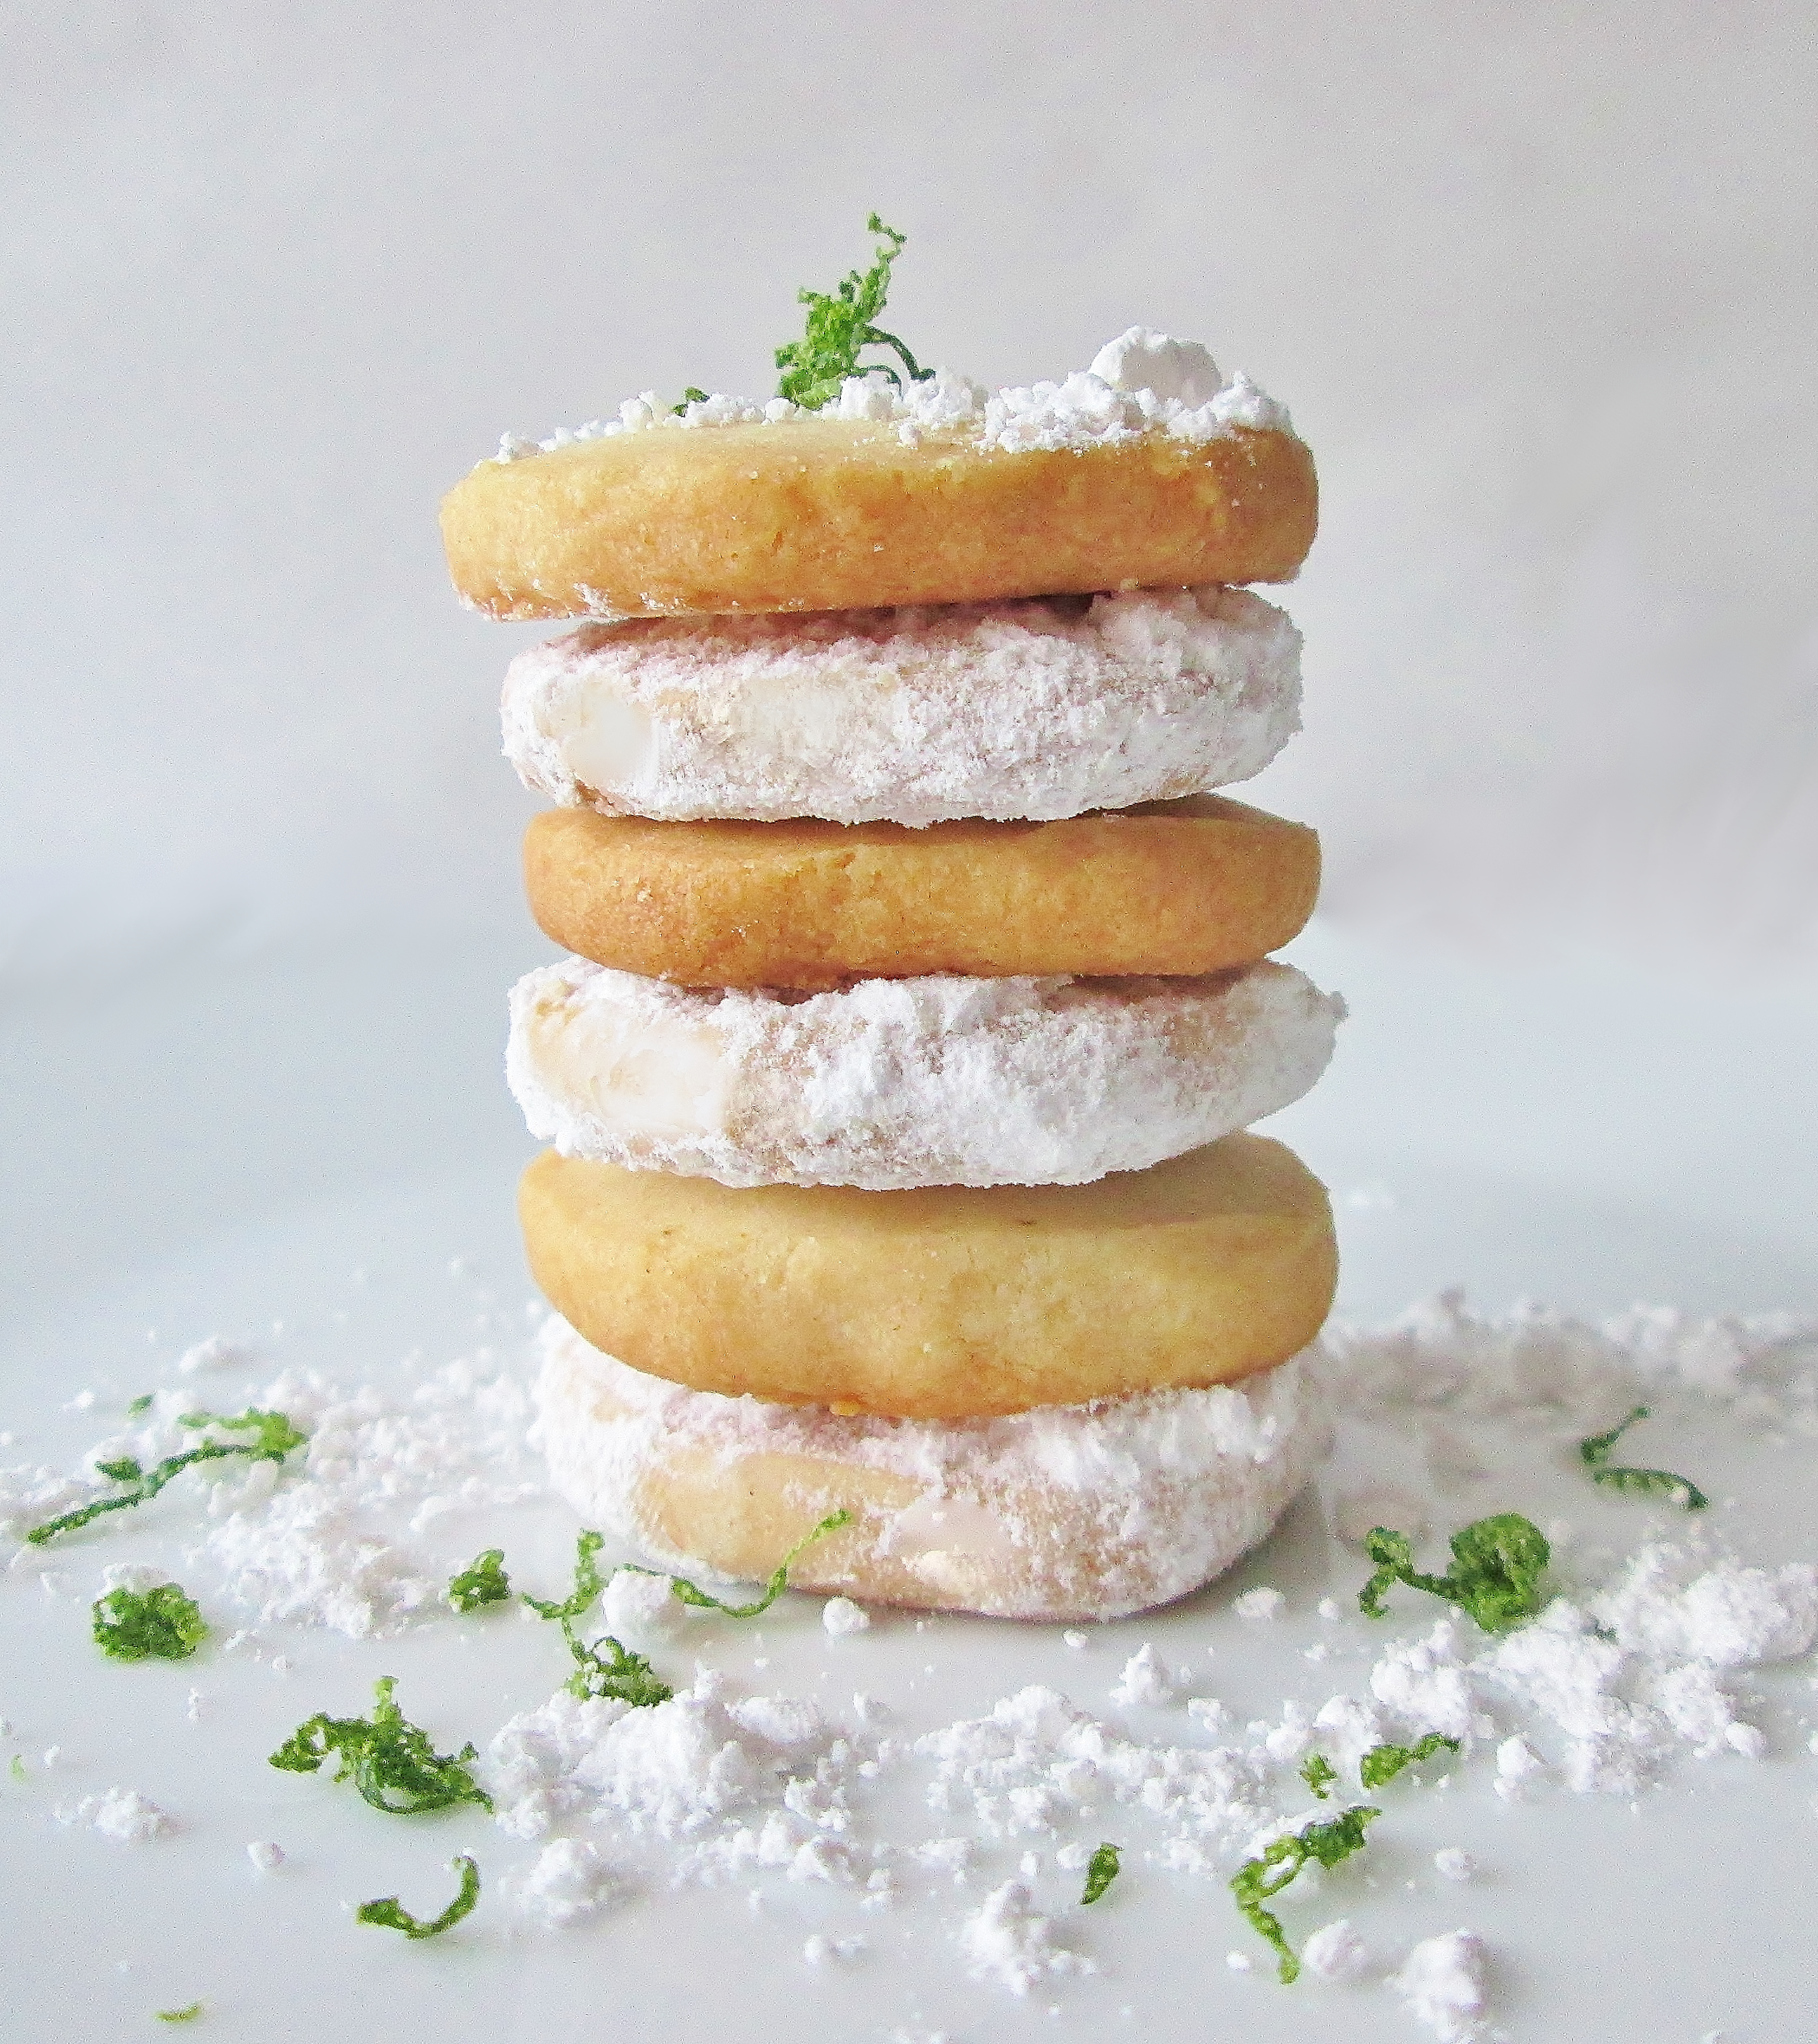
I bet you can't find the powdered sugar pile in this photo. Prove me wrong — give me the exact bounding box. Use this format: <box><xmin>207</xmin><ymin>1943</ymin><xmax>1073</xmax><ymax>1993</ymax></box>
<box><xmin>1393</xmin><ymin>1930</ymin><xmax>1489</xmax><ymax>2042</ymax></box>
<box><xmin>2</xmin><ymin>1347</ymin><xmax>542</xmax><ymax>1639</ymax></box>
<box><xmin>55</xmin><ymin>1786</ymin><xmax>174</xmax><ymax>1842</ymax></box>
<box><xmin>489</xmin><ymin>327</ymin><xmax>1292</xmax><ymax>465</ymax></box>
<box><xmin>959</xmin><ymin>1878</ymin><xmax>1092</xmax><ymax>1994</ymax></box>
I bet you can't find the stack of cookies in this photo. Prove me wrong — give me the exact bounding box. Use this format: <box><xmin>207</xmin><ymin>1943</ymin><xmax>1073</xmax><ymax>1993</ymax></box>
<box><xmin>441</xmin><ymin>326</ymin><xmax>1342</xmax><ymax>1620</ymax></box>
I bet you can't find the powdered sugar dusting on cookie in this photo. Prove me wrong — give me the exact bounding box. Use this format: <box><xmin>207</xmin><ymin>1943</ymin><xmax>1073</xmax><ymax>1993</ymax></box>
<box><xmin>502</xmin><ymin>586</ymin><xmax>1302</xmax><ymax>827</ymax></box>
<box><xmin>486</xmin><ymin>330</ymin><xmax>1292</xmax><ymax>463</ymax></box>
<box><xmin>507</xmin><ymin>958</ymin><xmax>1343</xmax><ymax>1191</ymax></box>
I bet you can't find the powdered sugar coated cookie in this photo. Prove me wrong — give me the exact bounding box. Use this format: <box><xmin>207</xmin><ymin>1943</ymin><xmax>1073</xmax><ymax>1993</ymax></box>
<box><xmin>507</xmin><ymin>958</ymin><xmax>1342</xmax><ymax>1189</ymax></box>
<box><xmin>533</xmin><ymin>1315</ymin><xmax>1328</xmax><ymax>1621</ymax></box>
<box><xmin>501</xmin><ymin>586</ymin><xmax>1301</xmax><ymax>826</ymax></box>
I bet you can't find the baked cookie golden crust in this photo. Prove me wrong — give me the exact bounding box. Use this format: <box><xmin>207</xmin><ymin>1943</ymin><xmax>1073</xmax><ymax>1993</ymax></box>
<box><xmin>517</xmin><ymin>1133</ymin><xmax>1338</xmax><ymax>1419</ymax></box>
<box><xmin>523</xmin><ymin>795</ymin><xmax>1320</xmax><ymax>990</ymax></box>
<box><xmin>441</xmin><ymin>418</ymin><xmax>1317</xmax><ymax>621</ymax></box>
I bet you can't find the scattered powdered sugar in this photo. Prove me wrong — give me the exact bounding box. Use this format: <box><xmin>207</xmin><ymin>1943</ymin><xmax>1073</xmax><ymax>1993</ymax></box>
<box><xmin>57</xmin><ymin>1787</ymin><xmax>173</xmax><ymax>1842</ymax></box>
<box><xmin>11</xmin><ymin>1356</ymin><xmax>543</xmax><ymax>1635</ymax></box>
<box><xmin>1392</xmin><ymin>1929</ymin><xmax>1490</xmax><ymax>2042</ymax></box>
<box><xmin>600</xmin><ymin>1567</ymin><xmax>681</xmax><ymax>1644</ymax></box>
<box><xmin>502</xmin><ymin>584</ymin><xmax>1303</xmax><ymax>829</ymax></box>
<box><xmin>486</xmin><ymin>328</ymin><xmax>1293</xmax><ymax>465</ymax></box>
<box><xmin>958</xmin><ymin>1880</ymin><xmax>1091</xmax><ymax>1995</ymax></box>
<box><xmin>1493</xmin><ymin>1736</ymin><xmax>1545</xmax><ymax>1802</ymax></box>
<box><xmin>802</xmin><ymin>1931</ymin><xmax>866</xmax><ymax>1966</ymax></box>
<box><xmin>1317</xmin><ymin>1289</ymin><xmax>1818</xmax><ymax>1426</ymax></box>
<box><xmin>1111</xmin><ymin>1643</ymin><xmax>1177</xmax><ymax>1708</ymax></box>
<box><xmin>178</xmin><ymin>1335</ymin><xmax>247</xmax><ymax>1376</ymax></box>
<box><xmin>1302</xmin><ymin>1917</ymin><xmax>1371</xmax><ymax>1982</ymax></box>
<box><xmin>507</xmin><ymin>956</ymin><xmax>1341</xmax><ymax>1192</ymax></box>
<box><xmin>823</xmin><ymin>1597</ymin><xmax>871</xmax><ymax>1638</ymax></box>
<box><xmin>1593</xmin><ymin>1544</ymin><xmax>1818</xmax><ymax>1668</ymax></box>
<box><xmin>1234</xmin><ymin>1587</ymin><xmax>1285</xmax><ymax>1622</ymax></box>
<box><xmin>507</xmin><ymin>1837</ymin><xmax>624</xmax><ymax>1927</ymax></box>
<box><xmin>916</xmin><ymin>1684</ymin><xmax>1269</xmax><ymax>1850</ymax></box>
<box><xmin>480</xmin><ymin>1668</ymin><xmax>870</xmax><ymax>1901</ymax></box>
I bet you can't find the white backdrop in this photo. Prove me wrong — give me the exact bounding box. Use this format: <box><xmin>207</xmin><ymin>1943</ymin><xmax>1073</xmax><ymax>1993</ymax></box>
<box><xmin>5</xmin><ymin>0</ymin><xmax>1815</xmax><ymax>974</ymax></box>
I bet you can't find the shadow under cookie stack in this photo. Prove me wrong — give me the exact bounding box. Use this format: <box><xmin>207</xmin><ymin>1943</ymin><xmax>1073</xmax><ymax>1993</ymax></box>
<box><xmin>441</xmin><ymin>317</ymin><xmax>1343</xmax><ymax>1622</ymax></box>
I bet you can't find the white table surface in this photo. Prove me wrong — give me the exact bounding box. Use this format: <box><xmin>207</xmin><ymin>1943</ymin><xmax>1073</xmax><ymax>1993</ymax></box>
<box><xmin>3</xmin><ymin>921</ymin><xmax>1814</xmax><ymax>2043</ymax></box>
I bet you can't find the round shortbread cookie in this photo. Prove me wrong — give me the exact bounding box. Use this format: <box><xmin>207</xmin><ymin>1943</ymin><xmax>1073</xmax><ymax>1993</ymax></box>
<box><xmin>524</xmin><ymin>795</ymin><xmax>1319</xmax><ymax>991</ymax></box>
<box><xmin>502</xmin><ymin>586</ymin><xmax>1302</xmax><ymax>827</ymax></box>
<box><xmin>507</xmin><ymin>958</ymin><xmax>1344</xmax><ymax>1190</ymax></box>
<box><xmin>441</xmin><ymin>416</ymin><xmax>1316</xmax><ymax>621</ymax></box>
<box><xmin>519</xmin><ymin>1134</ymin><xmax>1338</xmax><ymax>1418</ymax></box>
<box><xmin>534</xmin><ymin>1315</ymin><xmax>1328</xmax><ymax>1621</ymax></box>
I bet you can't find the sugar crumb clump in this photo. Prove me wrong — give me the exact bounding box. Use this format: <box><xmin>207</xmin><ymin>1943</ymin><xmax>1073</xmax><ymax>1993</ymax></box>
<box><xmin>823</xmin><ymin>1596</ymin><xmax>871</xmax><ymax>1638</ymax></box>
<box><xmin>57</xmin><ymin>1787</ymin><xmax>173</xmax><ymax>1842</ymax></box>
<box><xmin>1233</xmin><ymin>1587</ymin><xmax>1285</xmax><ymax>1621</ymax></box>
<box><xmin>959</xmin><ymin>1880</ymin><xmax>1091</xmax><ymax>1996</ymax></box>
<box><xmin>1392</xmin><ymin>1929</ymin><xmax>1489</xmax><ymax>2042</ymax></box>
<box><xmin>1302</xmin><ymin>1917</ymin><xmax>1370</xmax><ymax>1982</ymax></box>
<box><xmin>1111</xmin><ymin>1643</ymin><xmax>1176</xmax><ymax>1707</ymax></box>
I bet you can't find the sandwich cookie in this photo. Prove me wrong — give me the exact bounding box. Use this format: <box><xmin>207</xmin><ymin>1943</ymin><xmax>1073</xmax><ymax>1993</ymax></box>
<box><xmin>509</xmin><ymin>957</ymin><xmax>1344</xmax><ymax>1190</ymax></box>
<box><xmin>535</xmin><ymin>1313</ymin><xmax>1329</xmax><ymax>1622</ymax></box>
<box><xmin>519</xmin><ymin>1133</ymin><xmax>1338</xmax><ymax>1419</ymax></box>
<box><xmin>503</xmin><ymin>586</ymin><xmax>1302</xmax><ymax>826</ymax></box>
<box><xmin>524</xmin><ymin>795</ymin><xmax>1319</xmax><ymax>990</ymax></box>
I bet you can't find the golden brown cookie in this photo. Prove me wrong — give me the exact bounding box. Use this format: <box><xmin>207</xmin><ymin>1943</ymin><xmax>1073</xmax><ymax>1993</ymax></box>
<box><xmin>441</xmin><ymin>418</ymin><xmax>1317</xmax><ymax>620</ymax></box>
<box><xmin>523</xmin><ymin>795</ymin><xmax>1320</xmax><ymax>989</ymax></box>
<box><xmin>519</xmin><ymin>1133</ymin><xmax>1338</xmax><ymax>1418</ymax></box>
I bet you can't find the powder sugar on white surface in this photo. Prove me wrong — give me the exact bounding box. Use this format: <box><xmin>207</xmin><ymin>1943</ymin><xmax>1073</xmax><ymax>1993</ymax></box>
<box><xmin>1234</xmin><ymin>1587</ymin><xmax>1285</xmax><ymax>1621</ymax></box>
<box><xmin>1392</xmin><ymin>1929</ymin><xmax>1489</xmax><ymax>2042</ymax></box>
<box><xmin>916</xmin><ymin>1685</ymin><xmax>1269</xmax><ymax>1848</ymax></box>
<box><xmin>600</xmin><ymin>1567</ymin><xmax>680</xmax><ymax>1642</ymax></box>
<box><xmin>1593</xmin><ymin>1542</ymin><xmax>1818</xmax><ymax>1667</ymax></box>
<box><xmin>802</xmin><ymin>1932</ymin><xmax>866</xmax><ymax>1967</ymax></box>
<box><xmin>507</xmin><ymin>1838</ymin><xmax>623</xmax><ymax>1928</ymax></box>
<box><xmin>1371</xmin><ymin>1622</ymin><xmax>1481</xmax><ymax>1744</ymax></box>
<box><xmin>1302</xmin><ymin>1917</ymin><xmax>1370</xmax><ymax>1982</ymax></box>
<box><xmin>173</xmin><ymin>1357</ymin><xmax>539</xmax><ymax>1637</ymax></box>
<box><xmin>57</xmin><ymin>1787</ymin><xmax>173</xmax><ymax>1842</ymax></box>
<box><xmin>8</xmin><ymin>1354</ymin><xmax>542</xmax><ymax>1631</ymax></box>
<box><xmin>911</xmin><ymin>1836</ymin><xmax>974</xmax><ymax>1883</ymax></box>
<box><xmin>0</xmin><ymin>1460</ymin><xmax>98</xmax><ymax>1560</ymax></box>
<box><xmin>177</xmin><ymin>1335</ymin><xmax>247</xmax><ymax>1376</ymax></box>
<box><xmin>1111</xmin><ymin>1643</ymin><xmax>1176</xmax><ymax>1707</ymax></box>
<box><xmin>959</xmin><ymin>1880</ymin><xmax>1091</xmax><ymax>1996</ymax></box>
<box><xmin>1493</xmin><ymin>1737</ymin><xmax>1545</xmax><ymax>1802</ymax></box>
<box><xmin>822</xmin><ymin>1596</ymin><xmax>871</xmax><ymax>1638</ymax></box>
<box><xmin>481</xmin><ymin>1671</ymin><xmax>871</xmax><ymax>1896</ymax></box>
<box><xmin>1317</xmin><ymin>1289</ymin><xmax>1818</xmax><ymax>1424</ymax></box>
